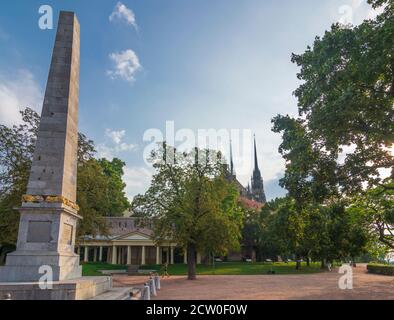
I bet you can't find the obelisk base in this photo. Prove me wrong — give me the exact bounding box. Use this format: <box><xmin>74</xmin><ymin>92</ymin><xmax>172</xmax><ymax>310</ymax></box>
<box><xmin>0</xmin><ymin>251</ymin><xmax>82</xmax><ymax>282</ymax></box>
<box><xmin>0</xmin><ymin>202</ymin><xmax>82</xmax><ymax>283</ymax></box>
<box><xmin>0</xmin><ymin>277</ymin><xmax>113</xmax><ymax>300</ymax></box>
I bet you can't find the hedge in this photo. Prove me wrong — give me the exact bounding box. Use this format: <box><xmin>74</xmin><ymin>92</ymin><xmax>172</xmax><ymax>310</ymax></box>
<box><xmin>367</xmin><ymin>264</ymin><xmax>394</xmax><ymax>276</ymax></box>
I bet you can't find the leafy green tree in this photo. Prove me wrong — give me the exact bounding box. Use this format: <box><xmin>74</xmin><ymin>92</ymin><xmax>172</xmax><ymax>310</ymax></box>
<box><xmin>271</xmin><ymin>0</ymin><xmax>393</xmax><ymax>258</ymax></box>
<box><xmin>275</xmin><ymin>0</ymin><xmax>393</xmax><ymax>195</ymax></box>
<box><xmin>77</xmin><ymin>160</ymin><xmax>111</xmax><ymax>237</ymax></box>
<box><xmin>347</xmin><ymin>179</ymin><xmax>394</xmax><ymax>249</ymax></box>
<box><xmin>98</xmin><ymin>158</ymin><xmax>130</xmax><ymax>216</ymax></box>
<box><xmin>263</xmin><ymin>197</ymin><xmax>307</xmax><ymax>269</ymax></box>
<box><xmin>0</xmin><ymin>108</ymin><xmax>39</xmax><ymax>245</ymax></box>
<box><xmin>132</xmin><ymin>144</ymin><xmax>243</xmax><ymax>280</ymax></box>
<box><xmin>247</xmin><ymin>198</ymin><xmax>291</xmax><ymax>262</ymax></box>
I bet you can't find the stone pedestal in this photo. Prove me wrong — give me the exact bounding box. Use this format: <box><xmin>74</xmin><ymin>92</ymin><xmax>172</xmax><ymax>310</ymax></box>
<box><xmin>0</xmin><ymin>277</ymin><xmax>112</xmax><ymax>300</ymax></box>
<box><xmin>0</xmin><ymin>202</ymin><xmax>82</xmax><ymax>282</ymax></box>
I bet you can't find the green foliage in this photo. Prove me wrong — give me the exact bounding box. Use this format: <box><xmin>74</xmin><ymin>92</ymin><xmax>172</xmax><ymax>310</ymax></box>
<box><xmin>98</xmin><ymin>158</ymin><xmax>130</xmax><ymax>216</ymax></box>
<box><xmin>347</xmin><ymin>179</ymin><xmax>394</xmax><ymax>249</ymax></box>
<box><xmin>367</xmin><ymin>263</ymin><xmax>394</xmax><ymax>276</ymax></box>
<box><xmin>291</xmin><ymin>15</ymin><xmax>394</xmax><ymax>192</ymax></box>
<box><xmin>0</xmin><ymin>108</ymin><xmax>39</xmax><ymax>245</ymax></box>
<box><xmin>270</xmin><ymin>0</ymin><xmax>393</xmax><ymax>259</ymax></box>
<box><xmin>132</xmin><ymin>144</ymin><xmax>244</xmax><ymax>279</ymax></box>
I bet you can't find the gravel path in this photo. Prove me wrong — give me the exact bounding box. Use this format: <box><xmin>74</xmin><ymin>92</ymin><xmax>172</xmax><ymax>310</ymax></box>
<box><xmin>112</xmin><ymin>264</ymin><xmax>394</xmax><ymax>300</ymax></box>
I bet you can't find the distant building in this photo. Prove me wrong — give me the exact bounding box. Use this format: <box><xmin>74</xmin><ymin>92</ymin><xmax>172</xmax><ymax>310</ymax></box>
<box><xmin>225</xmin><ymin>136</ymin><xmax>267</xmax><ymax>262</ymax></box>
<box><xmin>78</xmin><ymin>216</ymin><xmax>202</xmax><ymax>266</ymax></box>
<box><xmin>226</xmin><ymin>136</ymin><xmax>267</xmax><ymax>205</ymax></box>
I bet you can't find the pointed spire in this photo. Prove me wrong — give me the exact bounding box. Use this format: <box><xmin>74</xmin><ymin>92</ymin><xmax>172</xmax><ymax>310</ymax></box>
<box><xmin>230</xmin><ymin>138</ymin><xmax>234</xmax><ymax>176</ymax></box>
<box><xmin>254</xmin><ymin>134</ymin><xmax>259</xmax><ymax>171</ymax></box>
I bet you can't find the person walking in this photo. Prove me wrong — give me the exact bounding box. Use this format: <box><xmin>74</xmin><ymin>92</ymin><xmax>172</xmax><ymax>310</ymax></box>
<box><xmin>161</xmin><ymin>262</ymin><xmax>170</xmax><ymax>278</ymax></box>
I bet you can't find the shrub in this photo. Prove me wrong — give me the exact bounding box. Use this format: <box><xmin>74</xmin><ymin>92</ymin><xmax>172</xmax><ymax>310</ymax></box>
<box><xmin>367</xmin><ymin>264</ymin><xmax>394</xmax><ymax>276</ymax></box>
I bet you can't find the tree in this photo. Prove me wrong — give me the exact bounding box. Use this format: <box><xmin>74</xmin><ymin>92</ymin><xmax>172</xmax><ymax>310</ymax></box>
<box><xmin>98</xmin><ymin>158</ymin><xmax>130</xmax><ymax>216</ymax></box>
<box><xmin>132</xmin><ymin>144</ymin><xmax>243</xmax><ymax>280</ymax></box>
<box><xmin>77</xmin><ymin>160</ymin><xmax>112</xmax><ymax>237</ymax></box>
<box><xmin>347</xmin><ymin>179</ymin><xmax>394</xmax><ymax>249</ymax></box>
<box><xmin>262</xmin><ymin>197</ymin><xmax>307</xmax><ymax>269</ymax></box>
<box><xmin>280</xmin><ymin>0</ymin><xmax>393</xmax><ymax>195</ymax></box>
<box><xmin>0</xmin><ymin>108</ymin><xmax>40</xmax><ymax>245</ymax></box>
<box><xmin>271</xmin><ymin>0</ymin><xmax>393</xmax><ymax>257</ymax></box>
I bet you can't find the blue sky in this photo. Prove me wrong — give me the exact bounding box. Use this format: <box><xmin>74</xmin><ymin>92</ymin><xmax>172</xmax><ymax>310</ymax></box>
<box><xmin>0</xmin><ymin>0</ymin><xmax>382</xmax><ymax>200</ymax></box>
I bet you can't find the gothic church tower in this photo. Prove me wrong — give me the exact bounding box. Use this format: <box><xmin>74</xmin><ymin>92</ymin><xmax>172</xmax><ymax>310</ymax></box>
<box><xmin>250</xmin><ymin>136</ymin><xmax>267</xmax><ymax>203</ymax></box>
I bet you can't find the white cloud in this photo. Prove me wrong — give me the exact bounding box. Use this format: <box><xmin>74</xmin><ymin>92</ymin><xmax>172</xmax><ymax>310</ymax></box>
<box><xmin>109</xmin><ymin>2</ymin><xmax>138</xmax><ymax>30</ymax></box>
<box><xmin>337</xmin><ymin>0</ymin><xmax>386</xmax><ymax>25</ymax></box>
<box><xmin>106</xmin><ymin>128</ymin><xmax>125</xmax><ymax>144</ymax></box>
<box><xmin>97</xmin><ymin>128</ymin><xmax>137</xmax><ymax>160</ymax></box>
<box><xmin>0</xmin><ymin>69</ymin><xmax>43</xmax><ymax>126</ymax></box>
<box><xmin>107</xmin><ymin>49</ymin><xmax>142</xmax><ymax>83</ymax></box>
<box><xmin>123</xmin><ymin>166</ymin><xmax>153</xmax><ymax>200</ymax></box>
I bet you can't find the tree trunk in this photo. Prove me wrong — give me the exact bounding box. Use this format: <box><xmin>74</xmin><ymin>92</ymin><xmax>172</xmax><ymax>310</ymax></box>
<box><xmin>321</xmin><ymin>259</ymin><xmax>326</xmax><ymax>269</ymax></box>
<box><xmin>187</xmin><ymin>243</ymin><xmax>197</xmax><ymax>280</ymax></box>
<box><xmin>306</xmin><ymin>256</ymin><xmax>310</xmax><ymax>267</ymax></box>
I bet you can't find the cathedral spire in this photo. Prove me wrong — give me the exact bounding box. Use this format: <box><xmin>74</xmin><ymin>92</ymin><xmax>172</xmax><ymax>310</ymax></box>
<box><xmin>230</xmin><ymin>138</ymin><xmax>234</xmax><ymax>176</ymax></box>
<box><xmin>254</xmin><ymin>134</ymin><xmax>259</xmax><ymax>171</ymax></box>
<box><xmin>250</xmin><ymin>135</ymin><xmax>267</xmax><ymax>204</ymax></box>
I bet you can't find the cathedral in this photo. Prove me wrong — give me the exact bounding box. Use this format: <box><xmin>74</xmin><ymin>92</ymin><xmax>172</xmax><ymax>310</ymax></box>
<box><xmin>226</xmin><ymin>136</ymin><xmax>267</xmax><ymax>205</ymax></box>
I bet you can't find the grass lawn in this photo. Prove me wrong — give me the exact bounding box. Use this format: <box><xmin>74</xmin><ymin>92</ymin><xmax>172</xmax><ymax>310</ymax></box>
<box><xmin>82</xmin><ymin>261</ymin><xmax>324</xmax><ymax>277</ymax></box>
<box><xmin>82</xmin><ymin>262</ymin><xmax>128</xmax><ymax>276</ymax></box>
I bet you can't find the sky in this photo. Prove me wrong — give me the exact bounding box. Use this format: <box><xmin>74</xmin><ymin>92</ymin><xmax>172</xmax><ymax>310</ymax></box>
<box><xmin>0</xmin><ymin>0</ymin><xmax>384</xmax><ymax>201</ymax></box>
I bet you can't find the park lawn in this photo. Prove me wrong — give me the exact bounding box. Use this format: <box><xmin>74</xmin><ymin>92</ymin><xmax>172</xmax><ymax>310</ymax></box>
<box><xmin>82</xmin><ymin>262</ymin><xmax>128</xmax><ymax>276</ymax></box>
<box><xmin>82</xmin><ymin>261</ymin><xmax>323</xmax><ymax>276</ymax></box>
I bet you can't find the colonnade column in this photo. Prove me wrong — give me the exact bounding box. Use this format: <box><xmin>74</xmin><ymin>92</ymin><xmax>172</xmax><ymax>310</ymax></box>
<box><xmin>99</xmin><ymin>246</ymin><xmax>103</xmax><ymax>262</ymax></box>
<box><xmin>84</xmin><ymin>246</ymin><xmax>89</xmax><ymax>262</ymax></box>
<box><xmin>156</xmin><ymin>246</ymin><xmax>160</xmax><ymax>265</ymax></box>
<box><xmin>141</xmin><ymin>246</ymin><xmax>146</xmax><ymax>265</ymax></box>
<box><xmin>111</xmin><ymin>245</ymin><xmax>117</xmax><ymax>265</ymax></box>
<box><xmin>170</xmin><ymin>247</ymin><xmax>174</xmax><ymax>264</ymax></box>
<box><xmin>127</xmin><ymin>246</ymin><xmax>132</xmax><ymax>265</ymax></box>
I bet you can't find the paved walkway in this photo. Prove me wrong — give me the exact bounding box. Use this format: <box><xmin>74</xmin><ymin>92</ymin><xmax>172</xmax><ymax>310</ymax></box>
<box><xmin>112</xmin><ymin>264</ymin><xmax>394</xmax><ymax>300</ymax></box>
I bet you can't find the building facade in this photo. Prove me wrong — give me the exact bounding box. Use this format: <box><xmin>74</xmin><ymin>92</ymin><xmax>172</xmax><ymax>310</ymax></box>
<box><xmin>77</xmin><ymin>217</ymin><xmax>202</xmax><ymax>265</ymax></box>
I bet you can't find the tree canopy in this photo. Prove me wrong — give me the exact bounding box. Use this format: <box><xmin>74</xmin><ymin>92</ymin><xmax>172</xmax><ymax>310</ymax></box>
<box><xmin>132</xmin><ymin>144</ymin><xmax>243</xmax><ymax>280</ymax></box>
<box><xmin>267</xmin><ymin>0</ymin><xmax>393</xmax><ymax>266</ymax></box>
<box><xmin>273</xmin><ymin>0</ymin><xmax>393</xmax><ymax>198</ymax></box>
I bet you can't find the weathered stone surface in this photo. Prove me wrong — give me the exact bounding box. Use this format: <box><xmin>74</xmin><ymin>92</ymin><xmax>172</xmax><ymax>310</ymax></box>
<box><xmin>26</xmin><ymin>11</ymin><xmax>80</xmax><ymax>203</ymax></box>
<box><xmin>0</xmin><ymin>277</ymin><xmax>112</xmax><ymax>300</ymax></box>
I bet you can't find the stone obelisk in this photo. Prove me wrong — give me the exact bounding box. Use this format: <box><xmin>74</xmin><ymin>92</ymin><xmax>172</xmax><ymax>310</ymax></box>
<box><xmin>0</xmin><ymin>11</ymin><xmax>82</xmax><ymax>282</ymax></box>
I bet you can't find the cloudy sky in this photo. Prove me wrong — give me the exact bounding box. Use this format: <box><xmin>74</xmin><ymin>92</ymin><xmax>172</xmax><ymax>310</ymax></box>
<box><xmin>0</xmin><ymin>0</ymin><xmax>384</xmax><ymax>201</ymax></box>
